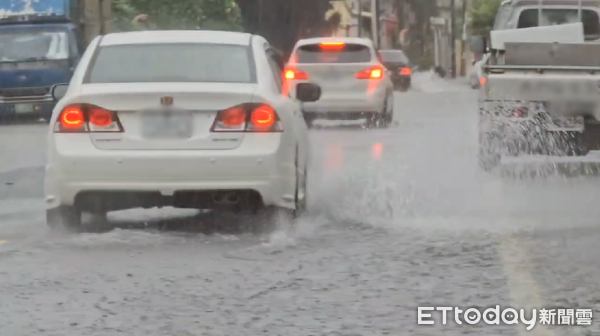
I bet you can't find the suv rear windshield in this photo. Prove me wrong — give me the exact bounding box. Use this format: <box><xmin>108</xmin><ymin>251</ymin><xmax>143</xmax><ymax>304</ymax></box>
<box><xmin>295</xmin><ymin>43</ymin><xmax>372</xmax><ymax>63</ymax></box>
<box><xmin>517</xmin><ymin>8</ymin><xmax>600</xmax><ymax>39</ymax></box>
<box><xmin>85</xmin><ymin>43</ymin><xmax>255</xmax><ymax>84</ymax></box>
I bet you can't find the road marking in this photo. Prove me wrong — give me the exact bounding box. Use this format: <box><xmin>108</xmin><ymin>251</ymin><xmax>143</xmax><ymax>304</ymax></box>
<box><xmin>486</xmin><ymin>179</ymin><xmax>556</xmax><ymax>336</ymax></box>
<box><xmin>498</xmin><ymin>237</ymin><xmax>555</xmax><ymax>336</ymax></box>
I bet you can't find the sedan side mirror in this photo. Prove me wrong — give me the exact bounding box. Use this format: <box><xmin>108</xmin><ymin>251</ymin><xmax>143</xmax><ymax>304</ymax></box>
<box><xmin>296</xmin><ymin>83</ymin><xmax>321</xmax><ymax>102</ymax></box>
<box><xmin>51</xmin><ymin>83</ymin><xmax>69</xmax><ymax>101</ymax></box>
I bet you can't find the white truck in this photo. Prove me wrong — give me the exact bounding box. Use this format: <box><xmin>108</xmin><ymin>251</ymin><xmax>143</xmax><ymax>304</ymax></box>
<box><xmin>477</xmin><ymin>22</ymin><xmax>600</xmax><ymax>170</ymax></box>
<box><xmin>470</xmin><ymin>0</ymin><xmax>600</xmax><ymax>90</ymax></box>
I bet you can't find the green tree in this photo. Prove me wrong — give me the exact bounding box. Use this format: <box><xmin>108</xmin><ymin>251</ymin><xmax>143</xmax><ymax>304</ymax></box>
<box><xmin>112</xmin><ymin>0</ymin><xmax>139</xmax><ymax>31</ymax></box>
<box><xmin>469</xmin><ymin>0</ymin><xmax>501</xmax><ymax>36</ymax></box>
<box><xmin>113</xmin><ymin>0</ymin><xmax>242</xmax><ymax>31</ymax></box>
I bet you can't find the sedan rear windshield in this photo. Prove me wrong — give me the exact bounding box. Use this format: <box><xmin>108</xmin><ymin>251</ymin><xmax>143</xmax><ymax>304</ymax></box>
<box><xmin>295</xmin><ymin>43</ymin><xmax>372</xmax><ymax>63</ymax></box>
<box><xmin>517</xmin><ymin>8</ymin><xmax>600</xmax><ymax>39</ymax></box>
<box><xmin>85</xmin><ymin>43</ymin><xmax>255</xmax><ymax>84</ymax></box>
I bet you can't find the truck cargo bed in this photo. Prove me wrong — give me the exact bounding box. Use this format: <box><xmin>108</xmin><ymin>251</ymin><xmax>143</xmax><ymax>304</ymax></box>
<box><xmin>504</xmin><ymin>42</ymin><xmax>600</xmax><ymax>67</ymax></box>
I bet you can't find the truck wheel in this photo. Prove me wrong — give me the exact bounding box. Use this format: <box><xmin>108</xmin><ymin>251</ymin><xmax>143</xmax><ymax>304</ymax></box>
<box><xmin>545</xmin><ymin>131</ymin><xmax>588</xmax><ymax>156</ymax></box>
<box><xmin>478</xmin><ymin>132</ymin><xmax>501</xmax><ymax>172</ymax></box>
<box><xmin>46</xmin><ymin>206</ymin><xmax>82</xmax><ymax>233</ymax></box>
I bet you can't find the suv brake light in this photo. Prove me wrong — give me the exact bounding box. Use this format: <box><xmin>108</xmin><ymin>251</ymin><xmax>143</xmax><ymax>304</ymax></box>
<box><xmin>320</xmin><ymin>41</ymin><xmax>345</xmax><ymax>49</ymax></box>
<box><xmin>211</xmin><ymin>103</ymin><xmax>283</xmax><ymax>133</ymax></box>
<box><xmin>284</xmin><ymin>67</ymin><xmax>308</xmax><ymax>80</ymax></box>
<box><xmin>54</xmin><ymin>103</ymin><xmax>123</xmax><ymax>133</ymax></box>
<box><xmin>356</xmin><ymin>66</ymin><xmax>383</xmax><ymax>79</ymax></box>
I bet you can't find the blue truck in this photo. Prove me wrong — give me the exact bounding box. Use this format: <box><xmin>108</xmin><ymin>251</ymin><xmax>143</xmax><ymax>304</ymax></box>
<box><xmin>0</xmin><ymin>0</ymin><xmax>111</xmax><ymax>120</ymax></box>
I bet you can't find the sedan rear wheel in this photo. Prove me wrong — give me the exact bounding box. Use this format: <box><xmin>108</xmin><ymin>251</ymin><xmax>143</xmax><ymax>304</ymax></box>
<box><xmin>250</xmin><ymin>147</ymin><xmax>304</xmax><ymax>235</ymax></box>
<box><xmin>47</xmin><ymin>206</ymin><xmax>83</xmax><ymax>233</ymax></box>
<box><xmin>294</xmin><ymin>162</ymin><xmax>308</xmax><ymax>217</ymax></box>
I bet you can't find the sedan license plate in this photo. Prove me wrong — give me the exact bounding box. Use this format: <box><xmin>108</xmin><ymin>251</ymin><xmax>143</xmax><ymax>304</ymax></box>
<box><xmin>15</xmin><ymin>103</ymin><xmax>33</xmax><ymax>114</ymax></box>
<box><xmin>142</xmin><ymin>111</ymin><xmax>193</xmax><ymax>139</ymax></box>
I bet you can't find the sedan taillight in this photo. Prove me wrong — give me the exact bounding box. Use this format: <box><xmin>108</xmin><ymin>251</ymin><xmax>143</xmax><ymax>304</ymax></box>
<box><xmin>400</xmin><ymin>67</ymin><xmax>412</xmax><ymax>75</ymax></box>
<box><xmin>54</xmin><ymin>104</ymin><xmax>123</xmax><ymax>133</ymax></box>
<box><xmin>211</xmin><ymin>103</ymin><xmax>283</xmax><ymax>133</ymax></box>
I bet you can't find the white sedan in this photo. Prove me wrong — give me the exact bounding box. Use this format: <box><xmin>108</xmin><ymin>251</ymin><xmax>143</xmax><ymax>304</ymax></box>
<box><xmin>285</xmin><ymin>37</ymin><xmax>394</xmax><ymax>128</ymax></box>
<box><xmin>44</xmin><ymin>30</ymin><xmax>322</xmax><ymax>232</ymax></box>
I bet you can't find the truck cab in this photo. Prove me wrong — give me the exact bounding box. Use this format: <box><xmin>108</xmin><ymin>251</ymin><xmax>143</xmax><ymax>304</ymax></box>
<box><xmin>0</xmin><ymin>0</ymin><xmax>83</xmax><ymax>120</ymax></box>
<box><xmin>471</xmin><ymin>0</ymin><xmax>600</xmax><ymax>61</ymax></box>
<box><xmin>492</xmin><ymin>0</ymin><xmax>600</xmax><ymax>41</ymax></box>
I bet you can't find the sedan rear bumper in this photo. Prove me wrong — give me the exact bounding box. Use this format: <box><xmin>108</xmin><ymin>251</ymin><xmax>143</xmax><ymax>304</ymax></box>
<box><xmin>45</xmin><ymin>134</ymin><xmax>297</xmax><ymax>211</ymax></box>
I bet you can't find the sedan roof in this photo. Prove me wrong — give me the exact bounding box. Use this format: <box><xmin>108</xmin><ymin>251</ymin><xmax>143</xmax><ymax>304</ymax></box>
<box><xmin>100</xmin><ymin>30</ymin><xmax>253</xmax><ymax>46</ymax></box>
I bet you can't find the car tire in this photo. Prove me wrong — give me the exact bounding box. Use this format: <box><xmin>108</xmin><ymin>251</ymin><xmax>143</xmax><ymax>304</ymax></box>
<box><xmin>396</xmin><ymin>83</ymin><xmax>410</xmax><ymax>92</ymax></box>
<box><xmin>250</xmin><ymin>148</ymin><xmax>305</xmax><ymax>235</ymax></box>
<box><xmin>294</xmin><ymin>159</ymin><xmax>308</xmax><ymax>217</ymax></box>
<box><xmin>251</xmin><ymin>206</ymin><xmax>294</xmax><ymax>235</ymax></box>
<box><xmin>369</xmin><ymin>95</ymin><xmax>392</xmax><ymax>129</ymax></box>
<box><xmin>304</xmin><ymin>116</ymin><xmax>314</xmax><ymax>129</ymax></box>
<box><xmin>385</xmin><ymin>94</ymin><xmax>394</xmax><ymax>124</ymax></box>
<box><xmin>478</xmin><ymin>132</ymin><xmax>501</xmax><ymax>172</ymax></box>
<box><xmin>46</xmin><ymin>206</ymin><xmax>83</xmax><ymax>232</ymax></box>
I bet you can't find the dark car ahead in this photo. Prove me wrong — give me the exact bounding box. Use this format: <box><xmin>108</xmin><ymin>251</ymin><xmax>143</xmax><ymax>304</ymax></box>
<box><xmin>378</xmin><ymin>49</ymin><xmax>412</xmax><ymax>91</ymax></box>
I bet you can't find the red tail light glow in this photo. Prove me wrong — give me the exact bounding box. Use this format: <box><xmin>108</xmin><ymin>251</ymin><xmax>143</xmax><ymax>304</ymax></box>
<box><xmin>220</xmin><ymin>106</ymin><xmax>246</xmax><ymax>127</ymax></box>
<box><xmin>400</xmin><ymin>67</ymin><xmax>412</xmax><ymax>75</ymax></box>
<box><xmin>60</xmin><ymin>105</ymin><xmax>85</xmax><ymax>130</ymax></box>
<box><xmin>212</xmin><ymin>103</ymin><xmax>282</xmax><ymax>133</ymax></box>
<box><xmin>250</xmin><ymin>105</ymin><xmax>276</xmax><ymax>129</ymax></box>
<box><xmin>320</xmin><ymin>41</ymin><xmax>345</xmax><ymax>50</ymax></box>
<box><xmin>509</xmin><ymin>107</ymin><xmax>527</xmax><ymax>118</ymax></box>
<box><xmin>55</xmin><ymin>103</ymin><xmax>123</xmax><ymax>133</ymax></box>
<box><xmin>89</xmin><ymin>108</ymin><xmax>113</xmax><ymax>127</ymax></box>
<box><xmin>356</xmin><ymin>66</ymin><xmax>383</xmax><ymax>79</ymax></box>
<box><xmin>284</xmin><ymin>68</ymin><xmax>308</xmax><ymax>80</ymax></box>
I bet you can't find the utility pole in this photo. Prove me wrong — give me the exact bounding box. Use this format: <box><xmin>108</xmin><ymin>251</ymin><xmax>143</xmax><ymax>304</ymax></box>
<box><xmin>258</xmin><ymin>0</ymin><xmax>263</xmax><ymax>33</ymax></box>
<box><xmin>371</xmin><ymin>0</ymin><xmax>377</xmax><ymax>47</ymax></box>
<box><xmin>375</xmin><ymin>0</ymin><xmax>381</xmax><ymax>48</ymax></box>
<box><xmin>450</xmin><ymin>0</ymin><xmax>456</xmax><ymax>78</ymax></box>
<box><xmin>358</xmin><ymin>0</ymin><xmax>362</xmax><ymax>37</ymax></box>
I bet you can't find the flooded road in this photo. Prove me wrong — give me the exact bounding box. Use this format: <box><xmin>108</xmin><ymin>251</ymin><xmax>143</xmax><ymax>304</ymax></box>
<box><xmin>1</xmin><ymin>73</ymin><xmax>598</xmax><ymax>335</ymax></box>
